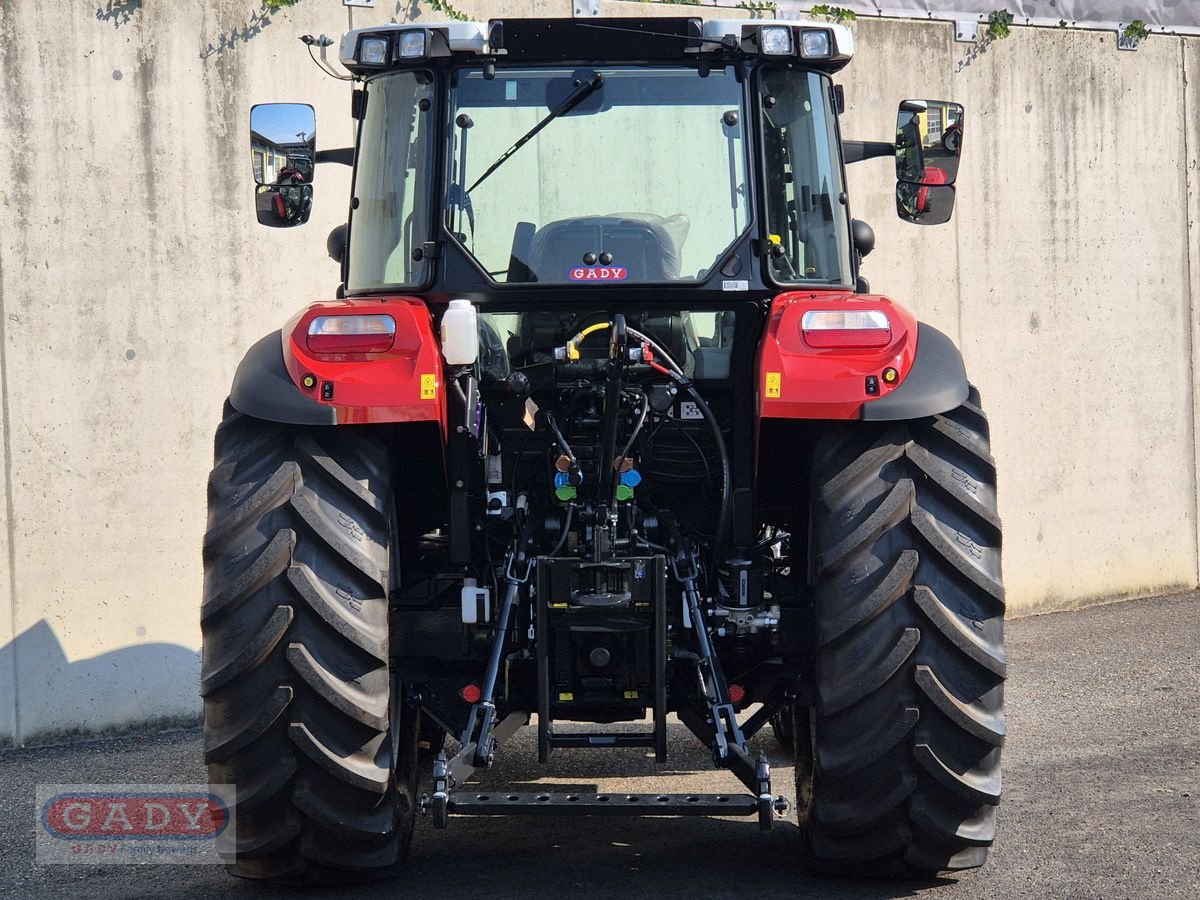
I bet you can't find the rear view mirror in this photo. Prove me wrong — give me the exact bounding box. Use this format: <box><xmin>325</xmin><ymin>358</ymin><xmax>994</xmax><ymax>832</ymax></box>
<box><xmin>896</xmin><ymin>182</ymin><xmax>955</xmax><ymax>226</ymax></box>
<box><xmin>895</xmin><ymin>99</ymin><xmax>962</xmax><ymax>186</ymax></box>
<box><xmin>250</xmin><ymin>103</ymin><xmax>316</xmax><ymax>227</ymax></box>
<box><xmin>895</xmin><ymin>99</ymin><xmax>961</xmax><ymax>225</ymax></box>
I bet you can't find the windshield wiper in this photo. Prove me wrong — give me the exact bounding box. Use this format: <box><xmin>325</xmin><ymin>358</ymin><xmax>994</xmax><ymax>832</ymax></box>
<box><xmin>467</xmin><ymin>71</ymin><xmax>604</xmax><ymax>194</ymax></box>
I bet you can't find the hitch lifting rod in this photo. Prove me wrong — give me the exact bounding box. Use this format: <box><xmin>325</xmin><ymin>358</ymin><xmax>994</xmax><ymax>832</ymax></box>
<box><xmin>464</xmin><ymin>530</ymin><xmax>534</xmax><ymax>769</ymax></box>
<box><xmin>480</xmin><ymin>576</ymin><xmax>521</xmax><ymax>705</ymax></box>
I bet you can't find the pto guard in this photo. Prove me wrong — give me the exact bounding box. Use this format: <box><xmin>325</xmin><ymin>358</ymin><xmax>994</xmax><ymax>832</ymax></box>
<box><xmin>758</xmin><ymin>292</ymin><xmax>967</xmax><ymax>421</ymax></box>
<box><xmin>229</xmin><ymin>297</ymin><xmax>446</xmax><ymax>428</ymax></box>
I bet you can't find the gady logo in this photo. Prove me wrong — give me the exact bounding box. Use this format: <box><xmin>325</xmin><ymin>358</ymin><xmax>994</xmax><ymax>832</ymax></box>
<box><xmin>568</xmin><ymin>266</ymin><xmax>628</xmax><ymax>282</ymax></box>
<box><xmin>41</xmin><ymin>792</ymin><xmax>230</xmax><ymax>841</ymax></box>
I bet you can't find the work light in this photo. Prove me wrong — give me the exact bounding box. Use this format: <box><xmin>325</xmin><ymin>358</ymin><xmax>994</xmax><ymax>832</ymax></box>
<box><xmin>398</xmin><ymin>30</ymin><xmax>427</xmax><ymax>59</ymax></box>
<box><xmin>759</xmin><ymin>26</ymin><xmax>793</xmax><ymax>55</ymax></box>
<box><xmin>799</xmin><ymin>28</ymin><xmax>833</xmax><ymax>59</ymax></box>
<box><xmin>357</xmin><ymin>35</ymin><xmax>390</xmax><ymax>66</ymax></box>
<box><xmin>307</xmin><ymin>314</ymin><xmax>397</xmax><ymax>354</ymax></box>
<box><xmin>801</xmin><ymin>309</ymin><xmax>891</xmax><ymax>348</ymax></box>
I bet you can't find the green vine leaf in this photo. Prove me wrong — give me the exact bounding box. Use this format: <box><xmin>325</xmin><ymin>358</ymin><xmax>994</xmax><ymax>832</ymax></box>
<box><xmin>429</xmin><ymin>0</ymin><xmax>470</xmax><ymax>21</ymax></box>
<box><xmin>986</xmin><ymin>9</ymin><xmax>1014</xmax><ymax>40</ymax></box>
<box><xmin>809</xmin><ymin>4</ymin><xmax>857</xmax><ymax>24</ymax></box>
<box><xmin>1122</xmin><ymin>20</ymin><xmax>1151</xmax><ymax>41</ymax></box>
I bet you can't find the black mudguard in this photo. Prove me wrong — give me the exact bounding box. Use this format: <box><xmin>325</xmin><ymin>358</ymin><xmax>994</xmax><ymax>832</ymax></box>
<box><xmin>228</xmin><ymin>331</ymin><xmax>336</xmax><ymax>426</ymax></box>
<box><xmin>861</xmin><ymin>323</ymin><xmax>969</xmax><ymax>421</ymax></box>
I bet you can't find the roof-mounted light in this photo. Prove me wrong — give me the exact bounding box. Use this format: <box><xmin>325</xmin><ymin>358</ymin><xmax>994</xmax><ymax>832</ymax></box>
<box><xmin>398</xmin><ymin>29</ymin><xmax>427</xmax><ymax>59</ymax></box>
<box><xmin>759</xmin><ymin>25</ymin><xmax>793</xmax><ymax>55</ymax></box>
<box><xmin>801</xmin><ymin>309</ymin><xmax>891</xmax><ymax>348</ymax></box>
<box><xmin>356</xmin><ymin>34</ymin><xmax>391</xmax><ymax>67</ymax></box>
<box><xmin>799</xmin><ymin>28</ymin><xmax>833</xmax><ymax>59</ymax></box>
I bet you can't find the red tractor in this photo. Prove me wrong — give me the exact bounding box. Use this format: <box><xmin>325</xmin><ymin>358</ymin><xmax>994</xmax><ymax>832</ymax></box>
<box><xmin>204</xmin><ymin>16</ymin><xmax>1002</xmax><ymax>883</ymax></box>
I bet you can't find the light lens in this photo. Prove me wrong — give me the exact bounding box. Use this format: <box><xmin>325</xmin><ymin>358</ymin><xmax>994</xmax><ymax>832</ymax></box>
<box><xmin>358</xmin><ymin>36</ymin><xmax>389</xmax><ymax>66</ymax></box>
<box><xmin>460</xmin><ymin>683</ymin><xmax>482</xmax><ymax>704</ymax></box>
<box><xmin>759</xmin><ymin>26</ymin><xmax>793</xmax><ymax>55</ymax></box>
<box><xmin>398</xmin><ymin>30</ymin><xmax>426</xmax><ymax>58</ymax></box>
<box><xmin>799</xmin><ymin>29</ymin><xmax>832</xmax><ymax>59</ymax></box>
<box><xmin>801</xmin><ymin>309</ymin><xmax>891</xmax><ymax>348</ymax></box>
<box><xmin>307</xmin><ymin>314</ymin><xmax>396</xmax><ymax>354</ymax></box>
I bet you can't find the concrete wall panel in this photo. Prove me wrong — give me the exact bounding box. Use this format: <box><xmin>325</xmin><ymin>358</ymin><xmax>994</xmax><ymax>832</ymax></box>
<box><xmin>1189</xmin><ymin>41</ymin><xmax>1200</xmax><ymax>599</ymax></box>
<box><xmin>0</xmin><ymin>0</ymin><xmax>407</xmax><ymax>743</ymax></box>
<box><xmin>842</xmin><ymin>20</ymin><xmax>1198</xmax><ymax>612</ymax></box>
<box><xmin>0</xmin><ymin>1</ymin><xmax>1195</xmax><ymax>741</ymax></box>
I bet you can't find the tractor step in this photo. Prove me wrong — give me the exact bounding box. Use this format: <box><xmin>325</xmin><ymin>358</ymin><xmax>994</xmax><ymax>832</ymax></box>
<box><xmin>446</xmin><ymin>791</ymin><xmax>759</xmax><ymax>817</ymax></box>
<box><xmin>546</xmin><ymin>731</ymin><xmax>657</xmax><ymax>749</ymax></box>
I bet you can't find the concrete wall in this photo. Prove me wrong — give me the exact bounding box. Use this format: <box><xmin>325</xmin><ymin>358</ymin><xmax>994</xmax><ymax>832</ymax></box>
<box><xmin>839</xmin><ymin>19</ymin><xmax>1200</xmax><ymax>612</ymax></box>
<box><xmin>0</xmin><ymin>1</ymin><xmax>1195</xmax><ymax>744</ymax></box>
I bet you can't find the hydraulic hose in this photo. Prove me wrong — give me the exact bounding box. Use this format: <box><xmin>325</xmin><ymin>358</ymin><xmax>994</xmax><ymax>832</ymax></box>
<box><xmin>545</xmin><ymin>411</ymin><xmax>575</xmax><ymax>463</ymax></box>
<box><xmin>549</xmin><ymin>504</ymin><xmax>575</xmax><ymax>557</ymax></box>
<box><xmin>617</xmin><ymin>391</ymin><xmax>650</xmax><ymax>465</ymax></box>
<box><xmin>681</xmin><ymin>379</ymin><xmax>731</xmax><ymax>574</ymax></box>
<box><xmin>632</xmin><ymin>331</ymin><xmax>731</xmax><ymax>577</ymax></box>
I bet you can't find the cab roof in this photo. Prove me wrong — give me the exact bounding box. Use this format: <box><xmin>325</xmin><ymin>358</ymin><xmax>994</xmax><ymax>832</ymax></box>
<box><xmin>338</xmin><ymin>17</ymin><xmax>854</xmax><ymax>76</ymax></box>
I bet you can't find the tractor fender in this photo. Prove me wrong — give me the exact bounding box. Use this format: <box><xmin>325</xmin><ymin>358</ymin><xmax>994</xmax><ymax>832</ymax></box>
<box><xmin>229</xmin><ymin>330</ymin><xmax>337</xmax><ymax>426</ymax></box>
<box><xmin>860</xmin><ymin>323</ymin><xmax>968</xmax><ymax>421</ymax></box>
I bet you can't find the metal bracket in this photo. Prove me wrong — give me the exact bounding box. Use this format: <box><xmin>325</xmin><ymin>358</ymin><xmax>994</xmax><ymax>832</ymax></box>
<box><xmin>421</xmin><ymin>712</ymin><xmax>530</xmax><ymax>828</ymax></box>
<box><xmin>1117</xmin><ymin>27</ymin><xmax>1141</xmax><ymax>51</ymax></box>
<box><xmin>755</xmin><ymin>753</ymin><xmax>791</xmax><ymax>831</ymax></box>
<box><xmin>448</xmin><ymin>791</ymin><xmax>759</xmax><ymax>817</ymax></box>
<box><xmin>954</xmin><ymin>18</ymin><xmax>980</xmax><ymax>42</ymax></box>
<box><xmin>424</xmin><ymin>752</ymin><xmax>450</xmax><ymax>829</ymax></box>
<box><xmin>573</xmin><ymin>0</ymin><xmax>600</xmax><ymax>17</ymax></box>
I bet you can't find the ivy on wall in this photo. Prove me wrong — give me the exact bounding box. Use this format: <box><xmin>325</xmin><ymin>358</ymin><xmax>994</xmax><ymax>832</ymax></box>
<box><xmin>808</xmin><ymin>5</ymin><xmax>857</xmax><ymax>24</ymax></box>
<box><xmin>1122</xmin><ymin>20</ymin><xmax>1151</xmax><ymax>41</ymax></box>
<box><xmin>986</xmin><ymin>9</ymin><xmax>1014</xmax><ymax>40</ymax></box>
<box><xmin>256</xmin><ymin>0</ymin><xmax>1159</xmax><ymax>52</ymax></box>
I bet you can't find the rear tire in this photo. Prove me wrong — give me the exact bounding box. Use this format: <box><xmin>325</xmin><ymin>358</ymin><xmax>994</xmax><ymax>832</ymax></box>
<box><xmin>797</xmin><ymin>387</ymin><xmax>1005</xmax><ymax>876</ymax></box>
<box><xmin>201</xmin><ymin>403</ymin><xmax>416</xmax><ymax>883</ymax></box>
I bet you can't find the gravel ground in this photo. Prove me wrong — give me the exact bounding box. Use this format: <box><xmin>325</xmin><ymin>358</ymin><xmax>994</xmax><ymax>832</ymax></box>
<box><xmin>1</xmin><ymin>592</ymin><xmax>1197</xmax><ymax>899</ymax></box>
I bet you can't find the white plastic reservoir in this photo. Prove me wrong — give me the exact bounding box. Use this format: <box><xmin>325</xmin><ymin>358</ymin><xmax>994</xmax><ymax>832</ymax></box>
<box><xmin>441</xmin><ymin>298</ymin><xmax>479</xmax><ymax>365</ymax></box>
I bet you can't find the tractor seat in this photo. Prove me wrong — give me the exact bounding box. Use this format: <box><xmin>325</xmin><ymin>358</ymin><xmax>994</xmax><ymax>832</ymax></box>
<box><xmin>521</xmin><ymin>213</ymin><xmax>689</xmax><ymax>284</ymax></box>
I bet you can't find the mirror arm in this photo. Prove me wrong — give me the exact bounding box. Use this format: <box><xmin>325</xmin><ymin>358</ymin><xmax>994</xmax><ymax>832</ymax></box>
<box><xmin>843</xmin><ymin>140</ymin><xmax>895</xmax><ymax>165</ymax></box>
<box><xmin>316</xmin><ymin>148</ymin><xmax>354</xmax><ymax>167</ymax></box>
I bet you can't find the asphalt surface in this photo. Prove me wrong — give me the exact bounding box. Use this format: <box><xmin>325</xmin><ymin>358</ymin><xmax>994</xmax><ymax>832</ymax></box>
<box><xmin>1</xmin><ymin>592</ymin><xmax>1197</xmax><ymax>899</ymax></box>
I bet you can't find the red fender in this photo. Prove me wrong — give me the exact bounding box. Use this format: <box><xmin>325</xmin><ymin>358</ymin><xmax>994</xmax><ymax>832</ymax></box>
<box><xmin>757</xmin><ymin>292</ymin><xmax>919</xmax><ymax>420</ymax></box>
<box><xmin>281</xmin><ymin>297</ymin><xmax>447</xmax><ymax>429</ymax></box>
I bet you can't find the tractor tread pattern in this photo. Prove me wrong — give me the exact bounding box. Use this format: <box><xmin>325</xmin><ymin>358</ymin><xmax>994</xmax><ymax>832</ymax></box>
<box><xmin>817</xmin><ymin>706</ymin><xmax>920</xmax><ymax>779</ymax></box>
<box><xmin>819</xmin><ymin>550</ymin><xmax>917</xmax><ymax>646</ymax></box>
<box><xmin>200</xmin><ymin>404</ymin><xmax>407</xmax><ymax>883</ymax></box>
<box><xmin>800</xmin><ymin>387</ymin><xmax>1005</xmax><ymax>877</ymax></box>
<box><xmin>814</xmin><ymin>772</ymin><xmax>917</xmax><ymax>831</ymax></box>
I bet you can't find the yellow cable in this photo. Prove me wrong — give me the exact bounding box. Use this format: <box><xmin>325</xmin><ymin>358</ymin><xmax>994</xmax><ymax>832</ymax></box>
<box><xmin>567</xmin><ymin>321</ymin><xmax>612</xmax><ymax>360</ymax></box>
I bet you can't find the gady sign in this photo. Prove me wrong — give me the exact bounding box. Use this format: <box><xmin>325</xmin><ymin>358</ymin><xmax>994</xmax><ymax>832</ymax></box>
<box><xmin>36</xmin><ymin>784</ymin><xmax>236</xmax><ymax>864</ymax></box>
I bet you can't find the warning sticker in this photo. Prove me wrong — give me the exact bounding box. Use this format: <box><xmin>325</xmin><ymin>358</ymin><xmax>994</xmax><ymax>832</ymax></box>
<box><xmin>420</xmin><ymin>374</ymin><xmax>437</xmax><ymax>400</ymax></box>
<box><xmin>765</xmin><ymin>372</ymin><xmax>781</xmax><ymax>399</ymax></box>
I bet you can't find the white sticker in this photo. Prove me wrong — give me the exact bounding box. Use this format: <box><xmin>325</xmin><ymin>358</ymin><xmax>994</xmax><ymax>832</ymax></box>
<box><xmin>505</xmin><ymin>80</ymin><xmax>517</xmax><ymax>101</ymax></box>
<box><xmin>679</xmin><ymin>401</ymin><xmax>703</xmax><ymax>421</ymax></box>
<box><xmin>722</xmin><ymin>280</ymin><xmax>749</xmax><ymax>291</ymax></box>
<box><xmin>485</xmin><ymin>453</ymin><xmax>503</xmax><ymax>484</ymax></box>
